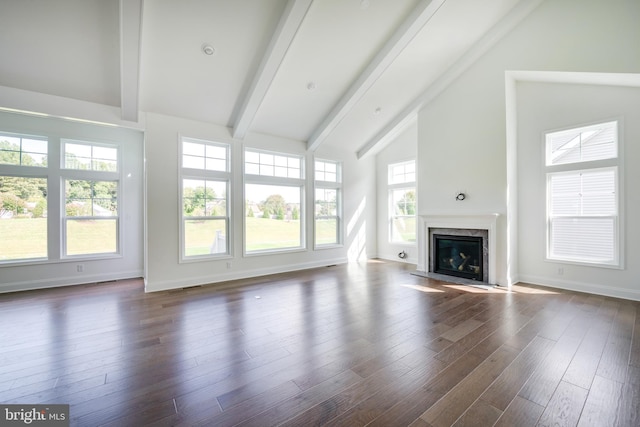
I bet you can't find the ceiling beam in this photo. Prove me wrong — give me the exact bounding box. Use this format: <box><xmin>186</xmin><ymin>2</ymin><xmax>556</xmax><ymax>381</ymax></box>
<box><xmin>232</xmin><ymin>0</ymin><xmax>313</xmax><ymax>140</ymax></box>
<box><xmin>120</xmin><ymin>0</ymin><xmax>143</xmax><ymax>122</ymax></box>
<box><xmin>356</xmin><ymin>0</ymin><xmax>546</xmax><ymax>159</ymax></box>
<box><xmin>306</xmin><ymin>0</ymin><xmax>446</xmax><ymax>152</ymax></box>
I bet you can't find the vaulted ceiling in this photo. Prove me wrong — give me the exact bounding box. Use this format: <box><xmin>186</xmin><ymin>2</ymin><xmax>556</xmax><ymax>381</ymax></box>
<box><xmin>0</xmin><ymin>0</ymin><xmax>540</xmax><ymax>157</ymax></box>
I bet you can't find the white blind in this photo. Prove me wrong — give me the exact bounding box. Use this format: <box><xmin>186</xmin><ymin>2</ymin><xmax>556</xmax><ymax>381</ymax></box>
<box><xmin>545</xmin><ymin>120</ymin><xmax>619</xmax><ymax>266</ymax></box>
<box><xmin>548</xmin><ymin>168</ymin><xmax>617</xmax><ymax>264</ymax></box>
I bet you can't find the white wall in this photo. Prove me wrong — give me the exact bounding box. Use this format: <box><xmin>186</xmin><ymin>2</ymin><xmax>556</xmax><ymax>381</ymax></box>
<box><xmin>375</xmin><ymin>121</ymin><xmax>418</xmax><ymax>264</ymax></box>
<box><xmin>0</xmin><ymin>111</ymin><xmax>144</xmax><ymax>293</ymax></box>
<box><xmin>516</xmin><ymin>82</ymin><xmax>640</xmax><ymax>300</ymax></box>
<box><xmin>416</xmin><ymin>0</ymin><xmax>640</xmax><ymax>290</ymax></box>
<box><xmin>145</xmin><ymin>112</ymin><xmax>376</xmax><ymax>292</ymax></box>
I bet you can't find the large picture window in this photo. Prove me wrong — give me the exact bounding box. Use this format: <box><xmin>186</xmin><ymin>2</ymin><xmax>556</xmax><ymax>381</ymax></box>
<box><xmin>314</xmin><ymin>159</ymin><xmax>341</xmax><ymax>247</ymax></box>
<box><xmin>0</xmin><ymin>112</ymin><xmax>142</xmax><ymax>277</ymax></box>
<box><xmin>0</xmin><ymin>175</ymin><xmax>48</xmax><ymax>261</ymax></box>
<box><xmin>244</xmin><ymin>148</ymin><xmax>304</xmax><ymax>253</ymax></box>
<box><xmin>0</xmin><ymin>133</ymin><xmax>49</xmax><ymax>262</ymax></box>
<box><xmin>546</xmin><ymin>121</ymin><xmax>620</xmax><ymax>266</ymax></box>
<box><xmin>64</xmin><ymin>179</ymin><xmax>118</xmax><ymax>256</ymax></box>
<box><xmin>180</xmin><ymin>137</ymin><xmax>230</xmax><ymax>260</ymax></box>
<box><xmin>62</xmin><ymin>139</ymin><xmax>120</xmax><ymax>257</ymax></box>
<box><xmin>388</xmin><ymin>160</ymin><xmax>416</xmax><ymax>243</ymax></box>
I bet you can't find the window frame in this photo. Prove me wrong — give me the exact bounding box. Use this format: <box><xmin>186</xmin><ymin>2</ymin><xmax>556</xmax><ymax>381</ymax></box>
<box><xmin>61</xmin><ymin>139</ymin><xmax>121</xmax><ymax>259</ymax></box>
<box><xmin>243</xmin><ymin>147</ymin><xmax>305</xmax><ymax>255</ymax></box>
<box><xmin>388</xmin><ymin>160</ymin><xmax>417</xmax><ymax>244</ymax></box>
<box><xmin>314</xmin><ymin>158</ymin><xmax>342</xmax><ymax>249</ymax></box>
<box><xmin>179</xmin><ymin>136</ymin><xmax>231</xmax><ymax>262</ymax></box>
<box><xmin>0</xmin><ymin>165</ymin><xmax>49</xmax><ymax>263</ymax></box>
<box><xmin>544</xmin><ymin>120</ymin><xmax>623</xmax><ymax>268</ymax></box>
<box><xmin>0</xmin><ymin>133</ymin><xmax>48</xmax><ymax>168</ymax></box>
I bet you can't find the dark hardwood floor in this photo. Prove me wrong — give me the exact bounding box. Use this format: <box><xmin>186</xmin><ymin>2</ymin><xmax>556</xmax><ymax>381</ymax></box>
<box><xmin>1</xmin><ymin>260</ymin><xmax>639</xmax><ymax>426</ymax></box>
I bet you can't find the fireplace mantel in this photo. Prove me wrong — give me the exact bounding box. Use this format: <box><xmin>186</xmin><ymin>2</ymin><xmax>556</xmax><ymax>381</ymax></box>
<box><xmin>417</xmin><ymin>213</ymin><xmax>499</xmax><ymax>285</ymax></box>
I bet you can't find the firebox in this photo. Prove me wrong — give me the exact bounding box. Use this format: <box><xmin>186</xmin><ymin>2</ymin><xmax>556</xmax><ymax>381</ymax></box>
<box><xmin>434</xmin><ymin>234</ymin><xmax>483</xmax><ymax>281</ymax></box>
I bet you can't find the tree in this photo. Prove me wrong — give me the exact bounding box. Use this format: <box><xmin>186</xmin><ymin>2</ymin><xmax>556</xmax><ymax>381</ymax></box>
<box><xmin>263</xmin><ymin>194</ymin><xmax>286</xmax><ymax>220</ymax></box>
<box><xmin>0</xmin><ymin>176</ymin><xmax>47</xmax><ymax>217</ymax></box>
<box><xmin>292</xmin><ymin>205</ymin><xmax>299</xmax><ymax>220</ymax></box>
<box><xmin>0</xmin><ymin>193</ymin><xmax>25</xmax><ymax>217</ymax></box>
<box><xmin>0</xmin><ymin>176</ymin><xmax>46</xmax><ymax>201</ymax></box>
<box><xmin>33</xmin><ymin>198</ymin><xmax>47</xmax><ymax>218</ymax></box>
<box><xmin>183</xmin><ymin>184</ymin><xmax>215</xmax><ymax>216</ymax></box>
<box><xmin>65</xmin><ymin>180</ymin><xmax>117</xmax><ymax>216</ymax></box>
<box><xmin>397</xmin><ymin>190</ymin><xmax>416</xmax><ymax>215</ymax></box>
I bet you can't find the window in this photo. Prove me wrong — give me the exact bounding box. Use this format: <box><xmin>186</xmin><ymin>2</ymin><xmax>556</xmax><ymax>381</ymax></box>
<box><xmin>180</xmin><ymin>137</ymin><xmax>230</xmax><ymax>259</ymax></box>
<box><xmin>315</xmin><ymin>160</ymin><xmax>342</xmax><ymax>247</ymax></box>
<box><xmin>62</xmin><ymin>140</ymin><xmax>120</xmax><ymax>257</ymax></box>
<box><xmin>64</xmin><ymin>141</ymin><xmax>117</xmax><ymax>171</ymax></box>
<box><xmin>0</xmin><ymin>175</ymin><xmax>48</xmax><ymax>261</ymax></box>
<box><xmin>388</xmin><ymin>160</ymin><xmax>416</xmax><ymax>243</ymax></box>
<box><xmin>389</xmin><ymin>160</ymin><xmax>415</xmax><ymax>185</ymax></box>
<box><xmin>64</xmin><ymin>179</ymin><xmax>118</xmax><ymax>255</ymax></box>
<box><xmin>0</xmin><ymin>134</ymin><xmax>48</xmax><ymax>167</ymax></box>
<box><xmin>546</xmin><ymin>121</ymin><xmax>620</xmax><ymax>266</ymax></box>
<box><xmin>0</xmin><ymin>133</ymin><xmax>49</xmax><ymax>262</ymax></box>
<box><xmin>244</xmin><ymin>148</ymin><xmax>304</xmax><ymax>253</ymax></box>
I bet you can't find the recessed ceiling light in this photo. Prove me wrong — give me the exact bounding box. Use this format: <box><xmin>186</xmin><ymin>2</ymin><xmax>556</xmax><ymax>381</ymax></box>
<box><xmin>307</xmin><ymin>82</ymin><xmax>316</xmax><ymax>91</ymax></box>
<box><xmin>201</xmin><ymin>44</ymin><xmax>215</xmax><ymax>56</ymax></box>
<box><xmin>374</xmin><ymin>107</ymin><xmax>382</xmax><ymax>114</ymax></box>
<box><xmin>360</xmin><ymin>0</ymin><xmax>370</xmax><ymax>10</ymax></box>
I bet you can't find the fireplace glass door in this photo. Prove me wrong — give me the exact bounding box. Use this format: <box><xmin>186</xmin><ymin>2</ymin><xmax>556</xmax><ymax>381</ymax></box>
<box><xmin>434</xmin><ymin>234</ymin><xmax>483</xmax><ymax>281</ymax></box>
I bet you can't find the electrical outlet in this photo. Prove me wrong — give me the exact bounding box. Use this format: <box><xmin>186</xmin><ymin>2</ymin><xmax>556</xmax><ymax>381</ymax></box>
<box><xmin>77</xmin><ymin>264</ymin><xmax>84</xmax><ymax>273</ymax></box>
<box><xmin>557</xmin><ymin>267</ymin><xmax>564</xmax><ymax>275</ymax></box>
<box><xmin>226</xmin><ymin>261</ymin><xmax>232</xmax><ymax>269</ymax></box>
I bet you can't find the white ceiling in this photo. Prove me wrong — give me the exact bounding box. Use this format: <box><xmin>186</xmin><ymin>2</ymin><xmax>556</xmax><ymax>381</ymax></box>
<box><xmin>0</xmin><ymin>0</ymin><xmax>536</xmax><ymax>156</ymax></box>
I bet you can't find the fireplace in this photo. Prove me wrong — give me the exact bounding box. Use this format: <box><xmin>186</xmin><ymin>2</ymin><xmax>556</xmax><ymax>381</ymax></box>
<box><xmin>434</xmin><ymin>234</ymin><xmax>483</xmax><ymax>281</ymax></box>
<box><xmin>418</xmin><ymin>214</ymin><xmax>498</xmax><ymax>285</ymax></box>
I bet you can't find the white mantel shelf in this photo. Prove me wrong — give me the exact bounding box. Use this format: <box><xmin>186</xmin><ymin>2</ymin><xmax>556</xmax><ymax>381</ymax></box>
<box><xmin>417</xmin><ymin>213</ymin><xmax>499</xmax><ymax>285</ymax></box>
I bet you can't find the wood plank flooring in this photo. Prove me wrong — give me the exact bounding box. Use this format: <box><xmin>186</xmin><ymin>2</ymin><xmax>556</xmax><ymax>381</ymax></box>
<box><xmin>1</xmin><ymin>260</ymin><xmax>639</xmax><ymax>426</ymax></box>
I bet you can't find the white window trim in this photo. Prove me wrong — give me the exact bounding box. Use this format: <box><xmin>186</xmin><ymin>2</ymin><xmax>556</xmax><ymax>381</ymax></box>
<box><xmin>314</xmin><ymin>158</ymin><xmax>343</xmax><ymax>249</ymax></box>
<box><xmin>243</xmin><ymin>148</ymin><xmax>305</xmax><ymax>255</ymax></box>
<box><xmin>388</xmin><ymin>160</ymin><xmax>416</xmax><ymax>245</ymax></box>
<box><xmin>61</xmin><ymin>140</ymin><xmax>122</xmax><ymax>259</ymax></box>
<box><xmin>179</xmin><ymin>136</ymin><xmax>232</xmax><ymax>262</ymax></box>
<box><xmin>544</xmin><ymin>119</ymin><xmax>624</xmax><ymax>269</ymax></box>
<box><xmin>0</xmin><ymin>114</ymin><xmax>142</xmax><ymax>269</ymax></box>
<box><xmin>388</xmin><ymin>186</ymin><xmax>417</xmax><ymax>245</ymax></box>
<box><xmin>388</xmin><ymin>159</ymin><xmax>415</xmax><ymax>185</ymax></box>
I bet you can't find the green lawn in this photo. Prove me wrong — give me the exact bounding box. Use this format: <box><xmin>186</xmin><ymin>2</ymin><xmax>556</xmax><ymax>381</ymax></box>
<box><xmin>245</xmin><ymin>217</ymin><xmax>301</xmax><ymax>251</ymax></box>
<box><xmin>0</xmin><ymin>218</ymin><xmax>47</xmax><ymax>260</ymax></box>
<box><xmin>185</xmin><ymin>217</ymin><xmax>303</xmax><ymax>255</ymax></box>
<box><xmin>1</xmin><ymin>216</ymin><xmax>340</xmax><ymax>260</ymax></box>
<box><xmin>185</xmin><ymin>217</ymin><xmax>339</xmax><ymax>255</ymax></box>
<box><xmin>0</xmin><ymin>218</ymin><xmax>117</xmax><ymax>260</ymax></box>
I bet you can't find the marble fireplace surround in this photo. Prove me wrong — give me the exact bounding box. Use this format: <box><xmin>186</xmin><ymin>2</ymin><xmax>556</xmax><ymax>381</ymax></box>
<box><xmin>418</xmin><ymin>213</ymin><xmax>499</xmax><ymax>285</ymax></box>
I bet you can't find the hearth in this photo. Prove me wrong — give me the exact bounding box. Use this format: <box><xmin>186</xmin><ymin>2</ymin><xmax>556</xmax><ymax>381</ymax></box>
<box><xmin>418</xmin><ymin>214</ymin><xmax>498</xmax><ymax>285</ymax></box>
<box><xmin>434</xmin><ymin>234</ymin><xmax>483</xmax><ymax>281</ymax></box>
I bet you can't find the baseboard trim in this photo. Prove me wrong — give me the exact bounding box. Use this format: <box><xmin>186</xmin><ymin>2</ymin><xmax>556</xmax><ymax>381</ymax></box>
<box><xmin>0</xmin><ymin>270</ymin><xmax>144</xmax><ymax>294</ymax></box>
<box><xmin>146</xmin><ymin>257</ymin><xmax>348</xmax><ymax>293</ymax></box>
<box><xmin>517</xmin><ymin>274</ymin><xmax>640</xmax><ymax>302</ymax></box>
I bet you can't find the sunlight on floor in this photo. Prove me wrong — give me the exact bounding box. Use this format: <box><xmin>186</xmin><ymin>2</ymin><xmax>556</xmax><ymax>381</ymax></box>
<box><xmin>442</xmin><ymin>284</ymin><xmax>510</xmax><ymax>293</ymax></box>
<box><xmin>509</xmin><ymin>284</ymin><xmax>559</xmax><ymax>295</ymax></box>
<box><xmin>402</xmin><ymin>284</ymin><xmax>445</xmax><ymax>293</ymax></box>
<box><xmin>403</xmin><ymin>281</ymin><xmax>559</xmax><ymax>295</ymax></box>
